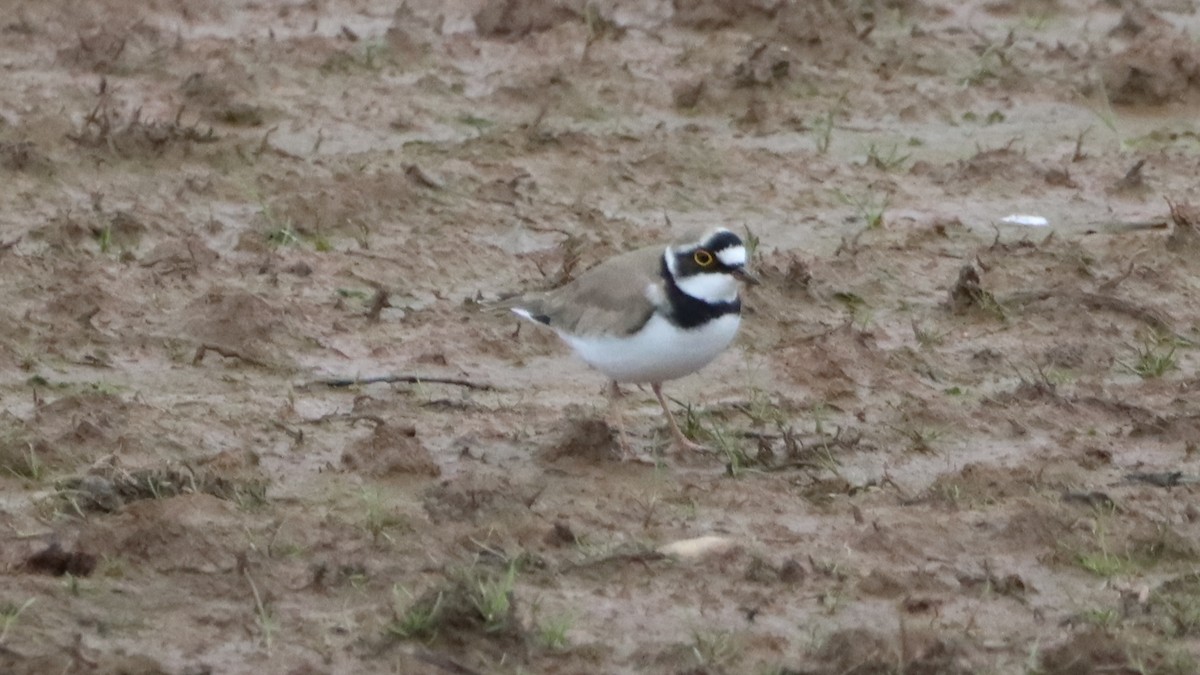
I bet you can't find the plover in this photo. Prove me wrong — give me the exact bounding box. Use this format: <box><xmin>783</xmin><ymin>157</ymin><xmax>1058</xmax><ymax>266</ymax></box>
<box><xmin>511</xmin><ymin>228</ymin><xmax>758</xmax><ymax>457</ymax></box>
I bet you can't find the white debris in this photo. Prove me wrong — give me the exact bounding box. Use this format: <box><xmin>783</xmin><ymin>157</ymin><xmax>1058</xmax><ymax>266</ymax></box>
<box><xmin>999</xmin><ymin>214</ymin><xmax>1050</xmax><ymax>227</ymax></box>
<box><xmin>657</xmin><ymin>535</ymin><xmax>738</xmax><ymax>560</ymax></box>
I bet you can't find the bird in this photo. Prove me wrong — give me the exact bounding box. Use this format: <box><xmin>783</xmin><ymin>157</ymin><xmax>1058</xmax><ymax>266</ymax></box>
<box><xmin>509</xmin><ymin>227</ymin><xmax>759</xmax><ymax>458</ymax></box>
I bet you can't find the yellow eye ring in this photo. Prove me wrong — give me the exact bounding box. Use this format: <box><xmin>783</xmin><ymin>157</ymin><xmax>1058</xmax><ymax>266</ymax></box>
<box><xmin>693</xmin><ymin>250</ymin><xmax>714</xmax><ymax>267</ymax></box>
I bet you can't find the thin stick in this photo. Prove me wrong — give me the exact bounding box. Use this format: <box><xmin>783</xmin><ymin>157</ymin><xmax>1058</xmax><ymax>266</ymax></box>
<box><xmin>304</xmin><ymin>374</ymin><xmax>495</xmax><ymax>390</ymax></box>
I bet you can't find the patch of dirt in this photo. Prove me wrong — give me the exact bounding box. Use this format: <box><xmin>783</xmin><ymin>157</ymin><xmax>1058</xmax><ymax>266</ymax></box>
<box><xmin>803</xmin><ymin>627</ymin><xmax>976</xmax><ymax>675</ymax></box>
<box><xmin>1037</xmin><ymin>628</ymin><xmax>1194</xmax><ymax>675</ymax></box>
<box><xmin>79</xmin><ymin>493</ymin><xmax>250</xmax><ymax>573</ymax></box>
<box><xmin>2</xmin><ymin>0</ymin><xmax>1200</xmax><ymax>673</ymax></box>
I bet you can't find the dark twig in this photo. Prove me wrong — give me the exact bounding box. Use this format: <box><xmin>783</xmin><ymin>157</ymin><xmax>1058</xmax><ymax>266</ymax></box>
<box><xmin>1122</xmin><ymin>471</ymin><xmax>1196</xmax><ymax>488</ymax></box>
<box><xmin>304</xmin><ymin>374</ymin><xmax>495</xmax><ymax>390</ymax></box>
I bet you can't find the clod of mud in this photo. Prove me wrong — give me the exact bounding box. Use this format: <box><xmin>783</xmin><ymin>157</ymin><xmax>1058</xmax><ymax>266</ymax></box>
<box><xmin>273</xmin><ymin>172</ymin><xmax>415</xmax><ymax>238</ymax></box>
<box><xmin>1042</xmin><ymin>342</ymin><xmax>1086</xmax><ymax>369</ymax></box>
<box><xmin>386</xmin><ymin>3</ymin><xmax>440</xmax><ymax>55</ymax></box>
<box><xmin>672</xmin><ymin>0</ymin><xmax>748</xmax><ymax>29</ymax></box>
<box><xmin>947</xmin><ymin>265</ymin><xmax>994</xmax><ymax>313</ymax></box>
<box><xmin>676</xmin><ymin>1</ymin><xmax>875</xmax><ymax>64</ymax></box>
<box><xmin>1061</xmin><ymin>490</ymin><xmax>1116</xmax><ymax>510</ymax></box>
<box><xmin>1165</xmin><ymin>199</ymin><xmax>1200</xmax><ymax>251</ymax></box>
<box><xmin>956</xmin><ymin>569</ymin><xmax>1030</xmax><ymax>598</ymax></box>
<box><xmin>29</xmin><ymin>211</ymin><xmax>94</xmax><ymax>252</ymax></box>
<box><xmin>342</xmin><ymin>422</ymin><xmax>440</xmax><ymax>477</ymax></box>
<box><xmin>1102</xmin><ymin>27</ymin><xmax>1200</xmax><ymax>106</ymax></box>
<box><xmin>99</xmin><ymin>210</ymin><xmax>146</xmax><ymax>251</ymax></box>
<box><xmin>22</xmin><ymin>541</ymin><xmax>97</xmax><ymax>577</ymax></box>
<box><xmin>673</xmin><ymin>79</ymin><xmax>706</xmax><ymax>109</ymax></box>
<box><xmin>923</xmin><ymin>463</ymin><xmax>1041</xmax><ymax>506</ymax></box>
<box><xmin>180</xmin><ymin>72</ymin><xmax>264</xmax><ymax>127</ymax></box>
<box><xmin>0</xmin><ymin>424</ymin><xmax>45</xmax><ymax>480</ymax></box>
<box><xmin>775</xmin><ymin>252</ymin><xmax>813</xmax><ymax>292</ymax></box>
<box><xmin>53</xmin><ymin>463</ymin><xmax>268</xmax><ymax>514</ymax></box>
<box><xmin>1037</xmin><ymin>629</ymin><xmax>1141</xmax><ymax>675</ymax></box>
<box><xmin>544</xmin><ymin>521</ymin><xmax>577</xmax><ymax>547</ymax></box>
<box><xmin>744</xmin><ymin>555</ymin><xmax>806</xmax><ymax>585</ymax></box>
<box><xmin>918</xmin><ymin>146</ymin><xmax>1055</xmax><ymax>189</ymax></box>
<box><xmin>779</xmin><ymin>558</ymin><xmax>805</xmax><ymax>583</ymax></box>
<box><xmin>2</xmin><ymin>393</ymin><xmax>145</xmax><ymax>474</ymax></box>
<box><xmin>474</xmin><ymin>0</ymin><xmax>579</xmax><ymax>38</ymax></box>
<box><xmin>1109</xmin><ymin>159</ymin><xmax>1148</xmax><ymax>194</ymax></box>
<box><xmin>859</xmin><ymin>568</ymin><xmax>952</xmax><ymax>600</ymax></box>
<box><xmin>734</xmin><ymin>42</ymin><xmax>791</xmax><ymax>87</ymax></box>
<box><xmin>140</xmin><ymin>236</ymin><xmax>220</xmax><ymax>274</ymax></box>
<box><xmin>539</xmin><ymin>416</ymin><xmax>620</xmax><ymax>463</ymax></box>
<box><xmin>1146</xmin><ymin>572</ymin><xmax>1200</xmax><ymax>639</ymax></box>
<box><xmin>1108</xmin><ymin>7</ymin><xmax>1170</xmax><ymax>39</ymax></box>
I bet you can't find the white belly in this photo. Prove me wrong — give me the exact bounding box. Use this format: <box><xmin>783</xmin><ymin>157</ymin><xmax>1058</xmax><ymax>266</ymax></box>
<box><xmin>559</xmin><ymin>313</ymin><xmax>741</xmax><ymax>383</ymax></box>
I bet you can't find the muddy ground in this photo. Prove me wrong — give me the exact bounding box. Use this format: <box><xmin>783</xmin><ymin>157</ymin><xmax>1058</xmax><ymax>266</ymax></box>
<box><xmin>2</xmin><ymin>0</ymin><xmax>1200</xmax><ymax>673</ymax></box>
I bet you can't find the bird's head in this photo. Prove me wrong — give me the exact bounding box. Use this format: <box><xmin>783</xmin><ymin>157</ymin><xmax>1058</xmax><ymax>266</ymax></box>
<box><xmin>665</xmin><ymin>227</ymin><xmax>759</xmax><ymax>302</ymax></box>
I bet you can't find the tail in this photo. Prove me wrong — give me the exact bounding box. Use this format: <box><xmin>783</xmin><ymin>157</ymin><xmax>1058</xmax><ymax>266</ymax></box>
<box><xmin>473</xmin><ymin>292</ymin><xmax>552</xmax><ymax>326</ymax></box>
<box><xmin>510</xmin><ymin>306</ymin><xmax>551</xmax><ymax>325</ymax></box>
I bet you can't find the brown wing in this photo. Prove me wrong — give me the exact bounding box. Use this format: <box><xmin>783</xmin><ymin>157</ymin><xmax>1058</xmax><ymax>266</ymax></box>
<box><xmin>516</xmin><ymin>245</ymin><xmax>666</xmax><ymax>337</ymax></box>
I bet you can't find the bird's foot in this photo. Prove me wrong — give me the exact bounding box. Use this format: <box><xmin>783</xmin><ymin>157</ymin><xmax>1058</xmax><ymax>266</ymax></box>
<box><xmin>669</xmin><ymin>431</ymin><xmax>710</xmax><ymax>454</ymax></box>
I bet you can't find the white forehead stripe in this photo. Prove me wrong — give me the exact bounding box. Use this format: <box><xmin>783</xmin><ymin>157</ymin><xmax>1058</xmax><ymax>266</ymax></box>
<box><xmin>716</xmin><ymin>246</ymin><xmax>746</xmax><ymax>267</ymax></box>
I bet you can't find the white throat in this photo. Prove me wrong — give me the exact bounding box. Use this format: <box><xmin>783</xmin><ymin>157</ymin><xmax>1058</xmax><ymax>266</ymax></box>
<box><xmin>675</xmin><ymin>272</ymin><xmax>739</xmax><ymax>303</ymax></box>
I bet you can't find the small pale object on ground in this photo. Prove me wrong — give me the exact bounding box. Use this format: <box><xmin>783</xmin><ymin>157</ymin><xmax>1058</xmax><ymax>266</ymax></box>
<box><xmin>656</xmin><ymin>535</ymin><xmax>738</xmax><ymax>560</ymax></box>
<box><xmin>999</xmin><ymin>214</ymin><xmax>1049</xmax><ymax>227</ymax></box>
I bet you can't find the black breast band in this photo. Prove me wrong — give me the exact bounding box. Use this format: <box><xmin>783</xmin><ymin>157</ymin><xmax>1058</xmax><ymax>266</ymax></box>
<box><xmin>660</xmin><ymin>256</ymin><xmax>741</xmax><ymax>330</ymax></box>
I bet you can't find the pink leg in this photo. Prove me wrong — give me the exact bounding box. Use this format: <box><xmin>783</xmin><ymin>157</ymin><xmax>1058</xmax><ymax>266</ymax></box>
<box><xmin>651</xmin><ymin>383</ymin><xmax>707</xmax><ymax>453</ymax></box>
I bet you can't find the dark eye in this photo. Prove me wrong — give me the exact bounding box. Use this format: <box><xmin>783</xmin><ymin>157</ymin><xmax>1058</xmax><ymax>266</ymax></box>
<box><xmin>693</xmin><ymin>250</ymin><xmax>714</xmax><ymax>266</ymax></box>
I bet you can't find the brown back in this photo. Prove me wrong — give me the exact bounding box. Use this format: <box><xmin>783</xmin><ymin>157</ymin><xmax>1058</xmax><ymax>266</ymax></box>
<box><xmin>517</xmin><ymin>245</ymin><xmax>666</xmax><ymax>337</ymax></box>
